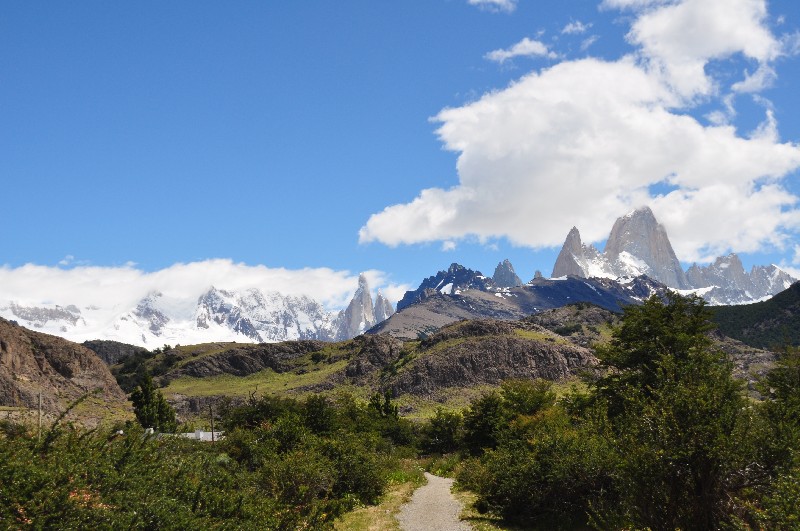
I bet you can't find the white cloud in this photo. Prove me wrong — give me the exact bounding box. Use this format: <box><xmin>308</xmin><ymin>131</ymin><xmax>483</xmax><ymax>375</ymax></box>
<box><xmin>580</xmin><ymin>35</ymin><xmax>600</xmax><ymax>51</ymax></box>
<box><xmin>732</xmin><ymin>63</ymin><xmax>777</xmax><ymax>93</ymax></box>
<box><xmin>0</xmin><ymin>259</ymin><xmax>406</xmax><ymax>313</ymax></box>
<box><xmin>563</xmin><ymin>21</ymin><xmax>592</xmax><ymax>35</ymax></box>
<box><xmin>468</xmin><ymin>0</ymin><xmax>517</xmax><ymax>13</ymax></box>
<box><xmin>360</xmin><ymin>0</ymin><xmax>800</xmax><ymax>264</ymax></box>
<box><xmin>626</xmin><ymin>0</ymin><xmax>781</xmax><ymax>99</ymax></box>
<box><xmin>441</xmin><ymin>241</ymin><xmax>457</xmax><ymax>252</ymax></box>
<box><xmin>485</xmin><ymin>38</ymin><xmax>557</xmax><ymax>63</ymax></box>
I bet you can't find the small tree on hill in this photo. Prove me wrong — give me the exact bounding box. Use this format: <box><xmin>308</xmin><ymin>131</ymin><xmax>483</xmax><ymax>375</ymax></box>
<box><xmin>130</xmin><ymin>373</ymin><xmax>177</xmax><ymax>433</ymax></box>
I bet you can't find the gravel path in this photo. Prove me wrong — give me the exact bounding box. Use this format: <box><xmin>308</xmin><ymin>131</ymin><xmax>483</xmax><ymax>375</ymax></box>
<box><xmin>397</xmin><ymin>472</ymin><xmax>472</xmax><ymax>531</ymax></box>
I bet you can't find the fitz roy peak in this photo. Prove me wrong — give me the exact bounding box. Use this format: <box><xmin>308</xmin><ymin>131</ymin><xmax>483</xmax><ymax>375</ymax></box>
<box><xmin>551</xmin><ymin>207</ymin><xmax>796</xmax><ymax>305</ymax></box>
<box><xmin>0</xmin><ymin>273</ymin><xmax>394</xmax><ymax>347</ymax></box>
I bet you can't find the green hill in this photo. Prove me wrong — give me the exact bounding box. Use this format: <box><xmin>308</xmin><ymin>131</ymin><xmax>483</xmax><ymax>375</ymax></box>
<box><xmin>711</xmin><ymin>281</ymin><xmax>800</xmax><ymax>349</ymax></box>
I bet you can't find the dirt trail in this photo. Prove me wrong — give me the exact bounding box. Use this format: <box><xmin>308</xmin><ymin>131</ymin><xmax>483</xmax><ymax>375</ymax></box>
<box><xmin>397</xmin><ymin>472</ymin><xmax>471</xmax><ymax>531</ymax></box>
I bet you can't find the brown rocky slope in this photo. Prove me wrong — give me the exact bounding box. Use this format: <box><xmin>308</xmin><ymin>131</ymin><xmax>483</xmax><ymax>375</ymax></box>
<box><xmin>0</xmin><ymin>317</ymin><xmax>130</xmax><ymax>424</ymax></box>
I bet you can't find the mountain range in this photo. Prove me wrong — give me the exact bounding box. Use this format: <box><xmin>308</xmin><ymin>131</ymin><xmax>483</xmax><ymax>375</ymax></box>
<box><xmin>551</xmin><ymin>206</ymin><xmax>796</xmax><ymax>305</ymax></box>
<box><xmin>0</xmin><ymin>273</ymin><xmax>393</xmax><ymax>348</ymax></box>
<box><xmin>1</xmin><ymin>207</ymin><xmax>795</xmax><ymax>348</ymax></box>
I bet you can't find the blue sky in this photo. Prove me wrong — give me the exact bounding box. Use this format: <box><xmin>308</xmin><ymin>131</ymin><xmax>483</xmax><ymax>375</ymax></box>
<box><xmin>3</xmin><ymin>0</ymin><xmax>800</xmax><ymax>307</ymax></box>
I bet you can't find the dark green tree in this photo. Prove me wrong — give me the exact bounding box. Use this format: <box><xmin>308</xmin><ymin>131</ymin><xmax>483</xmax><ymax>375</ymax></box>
<box><xmin>130</xmin><ymin>373</ymin><xmax>177</xmax><ymax>432</ymax></box>
<box><xmin>595</xmin><ymin>293</ymin><xmax>755</xmax><ymax>530</ymax></box>
<box><xmin>421</xmin><ymin>408</ymin><xmax>463</xmax><ymax>454</ymax></box>
<box><xmin>463</xmin><ymin>392</ymin><xmax>508</xmax><ymax>454</ymax></box>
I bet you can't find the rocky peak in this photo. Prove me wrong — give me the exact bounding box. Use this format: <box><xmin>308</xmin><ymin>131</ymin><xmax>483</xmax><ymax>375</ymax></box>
<box><xmin>551</xmin><ymin>227</ymin><xmax>591</xmax><ymax>278</ymax></box>
<box><xmin>373</xmin><ymin>291</ymin><xmax>395</xmax><ymax>323</ymax></box>
<box><xmin>335</xmin><ymin>273</ymin><xmax>376</xmax><ymax>340</ymax></box>
<box><xmin>492</xmin><ymin>259</ymin><xmax>523</xmax><ymax>288</ymax></box>
<box><xmin>604</xmin><ymin>207</ymin><xmax>689</xmax><ymax>289</ymax></box>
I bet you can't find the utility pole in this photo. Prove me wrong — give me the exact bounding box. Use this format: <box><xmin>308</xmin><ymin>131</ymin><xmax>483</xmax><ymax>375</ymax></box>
<box><xmin>37</xmin><ymin>390</ymin><xmax>42</xmax><ymax>443</ymax></box>
<box><xmin>209</xmin><ymin>403</ymin><xmax>215</xmax><ymax>443</ymax></box>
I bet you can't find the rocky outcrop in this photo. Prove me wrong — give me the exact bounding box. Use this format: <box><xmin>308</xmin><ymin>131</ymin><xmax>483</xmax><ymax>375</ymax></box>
<box><xmin>492</xmin><ymin>259</ymin><xmax>523</xmax><ymax>288</ymax></box>
<box><xmin>386</xmin><ymin>320</ymin><xmax>596</xmax><ymax>396</ymax></box>
<box><xmin>0</xmin><ymin>317</ymin><xmax>129</xmax><ymax>421</ymax></box>
<box><xmin>83</xmin><ymin>340</ymin><xmax>149</xmax><ymax>365</ymax></box>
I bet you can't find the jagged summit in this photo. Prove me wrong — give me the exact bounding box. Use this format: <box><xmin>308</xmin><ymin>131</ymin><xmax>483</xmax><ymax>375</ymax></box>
<box><xmin>492</xmin><ymin>259</ymin><xmax>523</xmax><ymax>288</ymax></box>
<box><xmin>550</xmin><ymin>207</ymin><xmax>796</xmax><ymax>304</ymax></box>
<box><xmin>336</xmin><ymin>273</ymin><xmax>376</xmax><ymax>339</ymax></box>
<box><xmin>396</xmin><ymin>263</ymin><xmax>495</xmax><ymax>312</ymax></box>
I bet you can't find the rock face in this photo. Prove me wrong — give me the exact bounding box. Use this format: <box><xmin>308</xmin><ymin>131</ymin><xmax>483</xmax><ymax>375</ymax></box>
<box><xmin>492</xmin><ymin>259</ymin><xmax>523</xmax><ymax>288</ymax></box>
<box><xmin>604</xmin><ymin>207</ymin><xmax>689</xmax><ymax>289</ymax></box>
<box><xmin>551</xmin><ymin>207</ymin><xmax>796</xmax><ymax>304</ymax></box>
<box><xmin>396</xmin><ymin>263</ymin><xmax>495</xmax><ymax>312</ymax></box>
<box><xmin>552</xmin><ymin>207</ymin><xmax>688</xmax><ymax>288</ymax></box>
<box><xmin>0</xmin><ymin>317</ymin><xmax>129</xmax><ymax>421</ymax></box>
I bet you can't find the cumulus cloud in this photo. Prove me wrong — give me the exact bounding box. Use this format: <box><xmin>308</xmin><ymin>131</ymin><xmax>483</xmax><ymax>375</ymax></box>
<box><xmin>360</xmin><ymin>0</ymin><xmax>800</xmax><ymax>264</ymax></box>
<box><xmin>467</xmin><ymin>0</ymin><xmax>517</xmax><ymax>13</ymax></box>
<box><xmin>0</xmin><ymin>259</ymin><xmax>407</xmax><ymax>312</ymax></box>
<box><xmin>563</xmin><ymin>21</ymin><xmax>592</xmax><ymax>35</ymax></box>
<box><xmin>485</xmin><ymin>38</ymin><xmax>557</xmax><ymax>63</ymax></box>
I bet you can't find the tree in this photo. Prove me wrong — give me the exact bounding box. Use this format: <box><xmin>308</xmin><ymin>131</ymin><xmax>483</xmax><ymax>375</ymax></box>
<box><xmin>595</xmin><ymin>293</ymin><xmax>754</xmax><ymax>529</ymax></box>
<box><xmin>130</xmin><ymin>373</ymin><xmax>177</xmax><ymax>432</ymax></box>
<box><xmin>463</xmin><ymin>392</ymin><xmax>508</xmax><ymax>454</ymax></box>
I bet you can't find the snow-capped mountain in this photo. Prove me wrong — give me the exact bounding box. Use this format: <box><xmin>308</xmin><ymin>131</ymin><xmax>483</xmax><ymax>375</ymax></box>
<box><xmin>0</xmin><ymin>273</ymin><xmax>393</xmax><ymax>347</ymax></box>
<box><xmin>396</xmin><ymin>263</ymin><xmax>495</xmax><ymax>311</ymax></box>
<box><xmin>551</xmin><ymin>207</ymin><xmax>796</xmax><ymax>305</ymax></box>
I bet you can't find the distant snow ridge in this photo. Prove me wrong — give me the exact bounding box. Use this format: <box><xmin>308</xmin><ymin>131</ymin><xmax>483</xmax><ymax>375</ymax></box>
<box><xmin>551</xmin><ymin>207</ymin><xmax>796</xmax><ymax>305</ymax></box>
<box><xmin>0</xmin><ymin>272</ymin><xmax>393</xmax><ymax>347</ymax></box>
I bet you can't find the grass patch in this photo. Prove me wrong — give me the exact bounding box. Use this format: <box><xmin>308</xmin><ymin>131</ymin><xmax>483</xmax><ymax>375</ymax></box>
<box><xmin>513</xmin><ymin>328</ymin><xmax>569</xmax><ymax>344</ymax></box>
<box><xmin>163</xmin><ymin>358</ymin><xmax>348</xmax><ymax>398</ymax></box>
